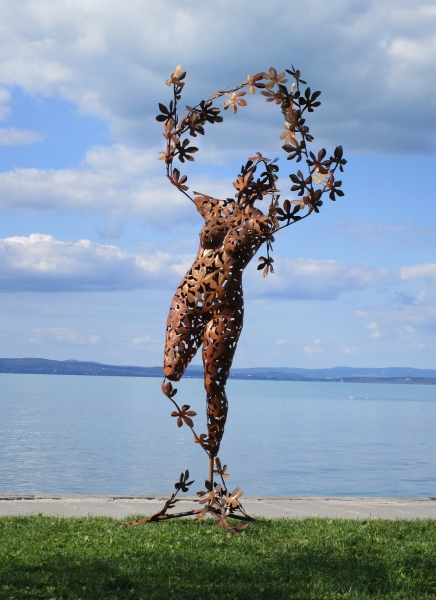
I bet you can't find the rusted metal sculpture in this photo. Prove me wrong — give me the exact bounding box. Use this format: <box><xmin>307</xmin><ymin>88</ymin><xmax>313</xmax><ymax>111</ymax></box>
<box><xmin>125</xmin><ymin>64</ymin><xmax>346</xmax><ymax>535</ymax></box>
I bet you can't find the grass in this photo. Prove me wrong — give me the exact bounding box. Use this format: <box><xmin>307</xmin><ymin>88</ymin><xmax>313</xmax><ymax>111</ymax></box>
<box><xmin>0</xmin><ymin>516</ymin><xmax>435</xmax><ymax>599</ymax></box>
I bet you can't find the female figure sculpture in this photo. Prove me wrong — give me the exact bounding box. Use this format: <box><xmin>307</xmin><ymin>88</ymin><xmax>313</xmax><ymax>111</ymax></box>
<box><xmin>126</xmin><ymin>64</ymin><xmax>346</xmax><ymax>533</ymax></box>
<box><xmin>164</xmin><ymin>192</ymin><xmax>276</xmax><ymax>461</ymax></box>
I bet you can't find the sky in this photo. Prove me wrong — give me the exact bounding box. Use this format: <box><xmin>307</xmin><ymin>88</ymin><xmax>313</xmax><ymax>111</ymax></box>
<box><xmin>0</xmin><ymin>0</ymin><xmax>435</xmax><ymax>369</ymax></box>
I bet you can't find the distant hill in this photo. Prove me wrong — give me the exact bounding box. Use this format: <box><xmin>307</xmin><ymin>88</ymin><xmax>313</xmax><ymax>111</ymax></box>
<box><xmin>230</xmin><ymin>366</ymin><xmax>436</xmax><ymax>379</ymax></box>
<box><xmin>0</xmin><ymin>358</ymin><xmax>162</xmax><ymax>378</ymax></box>
<box><xmin>1</xmin><ymin>358</ymin><xmax>436</xmax><ymax>384</ymax></box>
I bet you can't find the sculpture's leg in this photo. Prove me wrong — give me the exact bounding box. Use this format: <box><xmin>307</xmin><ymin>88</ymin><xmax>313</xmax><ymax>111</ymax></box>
<box><xmin>163</xmin><ymin>295</ymin><xmax>205</xmax><ymax>381</ymax></box>
<box><xmin>125</xmin><ymin>301</ymin><xmax>251</xmax><ymax>530</ymax></box>
<box><xmin>202</xmin><ymin>307</ymin><xmax>243</xmax><ymax>483</ymax></box>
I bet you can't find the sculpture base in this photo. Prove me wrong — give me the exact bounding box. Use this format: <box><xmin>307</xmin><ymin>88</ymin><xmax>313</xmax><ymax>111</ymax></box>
<box><xmin>122</xmin><ymin>470</ymin><xmax>254</xmax><ymax>537</ymax></box>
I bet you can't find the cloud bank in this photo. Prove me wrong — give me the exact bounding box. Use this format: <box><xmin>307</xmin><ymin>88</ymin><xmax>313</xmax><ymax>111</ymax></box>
<box><xmin>0</xmin><ymin>0</ymin><xmax>434</xmax><ymax>154</ymax></box>
<box><xmin>0</xmin><ymin>234</ymin><xmax>192</xmax><ymax>292</ymax></box>
<box><xmin>0</xmin><ymin>144</ymin><xmax>193</xmax><ymax>223</ymax></box>
<box><xmin>0</xmin><ymin>233</ymin><xmax>397</xmax><ymax>299</ymax></box>
<box><xmin>246</xmin><ymin>257</ymin><xmax>393</xmax><ymax>300</ymax></box>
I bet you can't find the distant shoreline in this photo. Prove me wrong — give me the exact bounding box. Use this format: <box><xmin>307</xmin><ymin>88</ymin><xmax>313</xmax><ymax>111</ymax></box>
<box><xmin>1</xmin><ymin>358</ymin><xmax>436</xmax><ymax>385</ymax></box>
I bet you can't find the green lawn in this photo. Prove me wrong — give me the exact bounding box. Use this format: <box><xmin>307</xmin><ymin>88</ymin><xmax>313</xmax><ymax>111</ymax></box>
<box><xmin>1</xmin><ymin>516</ymin><xmax>435</xmax><ymax>599</ymax></box>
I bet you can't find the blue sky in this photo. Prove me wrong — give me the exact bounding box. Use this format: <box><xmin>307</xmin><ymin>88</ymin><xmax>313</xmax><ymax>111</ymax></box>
<box><xmin>0</xmin><ymin>0</ymin><xmax>435</xmax><ymax>369</ymax></box>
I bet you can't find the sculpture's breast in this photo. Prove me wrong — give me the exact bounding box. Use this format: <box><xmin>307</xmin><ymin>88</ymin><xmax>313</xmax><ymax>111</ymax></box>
<box><xmin>223</xmin><ymin>216</ymin><xmax>268</xmax><ymax>259</ymax></box>
<box><xmin>199</xmin><ymin>219</ymin><xmax>227</xmax><ymax>249</ymax></box>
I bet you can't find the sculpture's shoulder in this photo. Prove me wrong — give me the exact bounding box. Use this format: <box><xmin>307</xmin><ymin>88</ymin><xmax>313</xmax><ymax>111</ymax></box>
<box><xmin>230</xmin><ymin>203</ymin><xmax>276</xmax><ymax>232</ymax></box>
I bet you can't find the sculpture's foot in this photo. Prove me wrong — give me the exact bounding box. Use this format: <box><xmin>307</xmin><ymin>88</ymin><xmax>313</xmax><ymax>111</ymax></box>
<box><xmin>122</xmin><ymin>470</ymin><xmax>255</xmax><ymax>537</ymax></box>
<box><xmin>123</xmin><ymin>497</ymin><xmax>254</xmax><ymax>536</ymax></box>
<box><xmin>123</xmin><ymin>507</ymin><xmax>199</xmax><ymax>526</ymax></box>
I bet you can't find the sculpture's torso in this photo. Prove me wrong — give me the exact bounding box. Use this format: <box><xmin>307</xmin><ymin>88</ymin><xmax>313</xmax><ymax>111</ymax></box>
<box><xmin>174</xmin><ymin>196</ymin><xmax>276</xmax><ymax>315</ymax></box>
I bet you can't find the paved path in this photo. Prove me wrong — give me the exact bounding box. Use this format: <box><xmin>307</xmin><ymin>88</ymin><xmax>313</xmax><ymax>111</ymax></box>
<box><xmin>1</xmin><ymin>495</ymin><xmax>435</xmax><ymax>520</ymax></box>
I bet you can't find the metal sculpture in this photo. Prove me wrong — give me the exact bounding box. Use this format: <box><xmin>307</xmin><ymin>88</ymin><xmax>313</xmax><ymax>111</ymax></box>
<box><xmin>125</xmin><ymin>64</ymin><xmax>346</xmax><ymax>535</ymax></box>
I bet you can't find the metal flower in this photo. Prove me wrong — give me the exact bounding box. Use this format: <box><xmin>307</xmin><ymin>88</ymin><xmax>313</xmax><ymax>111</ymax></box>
<box><xmin>257</xmin><ymin>255</ymin><xmax>274</xmax><ymax>277</ymax></box>
<box><xmin>224</xmin><ymin>487</ymin><xmax>243</xmax><ymax>508</ymax></box>
<box><xmin>168</xmin><ymin>168</ymin><xmax>189</xmax><ymax>191</ymax></box>
<box><xmin>280</xmin><ymin>122</ymin><xmax>297</xmax><ymax>145</ymax></box>
<box><xmin>263</xmin><ymin>67</ymin><xmax>288</xmax><ymax>90</ymax></box>
<box><xmin>213</xmin><ymin>458</ymin><xmax>230</xmax><ymax>479</ymax></box>
<box><xmin>165</xmin><ymin>65</ymin><xmax>186</xmax><ymax>88</ymax></box>
<box><xmin>175</xmin><ymin>138</ymin><xmax>198</xmax><ymax>163</ymax></box>
<box><xmin>223</xmin><ymin>91</ymin><xmax>247</xmax><ymax>114</ymax></box>
<box><xmin>245</xmin><ymin>73</ymin><xmax>265</xmax><ymax>94</ymax></box>
<box><xmin>171</xmin><ymin>404</ymin><xmax>197</xmax><ymax>428</ymax></box>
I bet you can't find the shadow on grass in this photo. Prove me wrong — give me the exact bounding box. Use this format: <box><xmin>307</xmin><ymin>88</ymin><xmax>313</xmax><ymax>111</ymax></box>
<box><xmin>1</xmin><ymin>518</ymin><xmax>435</xmax><ymax>599</ymax></box>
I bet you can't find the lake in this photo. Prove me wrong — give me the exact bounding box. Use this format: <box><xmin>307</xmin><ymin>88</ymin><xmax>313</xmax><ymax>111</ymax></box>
<box><xmin>1</xmin><ymin>374</ymin><xmax>435</xmax><ymax>496</ymax></box>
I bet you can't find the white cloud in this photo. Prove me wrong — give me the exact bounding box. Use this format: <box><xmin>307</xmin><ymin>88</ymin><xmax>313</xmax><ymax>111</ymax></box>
<box><xmin>0</xmin><ymin>0</ymin><xmax>434</xmax><ymax>154</ymax></box>
<box><xmin>365</xmin><ymin>321</ymin><xmax>381</xmax><ymax>339</ymax></box>
<box><xmin>0</xmin><ymin>87</ymin><xmax>11</xmax><ymax>120</ymax></box>
<box><xmin>0</xmin><ymin>127</ymin><xmax>45</xmax><ymax>146</ymax></box>
<box><xmin>132</xmin><ymin>335</ymin><xmax>152</xmax><ymax>345</ymax></box>
<box><xmin>29</xmin><ymin>326</ymin><xmax>101</xmax><ymax>344</ymax></box>
<box><xmin>246</xmin><ymin>257</ymin><xmax>393</xmax><ymax>300</ymax></box>
<box><xmin>355</xmin><ymin>302</ymin><xmax>436</xmax><ymax>341</ymax></box>
<box><xmin>344</xmin><ymin>346</ymin><xmax>358</xmax><ymax>355</ymax></box>
<box><xmin>0</xmin><ymin>144</ymin><xmax>193</xmax><ymax>224</ymax></box>
<box><xmin>334</xmin><ymin>221</ymin><xmax>433</xmax><ymax>244</ymax></box>
<box><xmin>304</xmin><ymin>339</ymin><xmax>324</xmax><ymax>355</ymax></box>
<box><xmin>400</xmin><ymin>263</ymin><xmax>436</xmax><ymax>280</ymax></box>
<box><xmin>0</xmin><ymin>233</ymin><xmax>193</xmax><ymax>292</ymax></box>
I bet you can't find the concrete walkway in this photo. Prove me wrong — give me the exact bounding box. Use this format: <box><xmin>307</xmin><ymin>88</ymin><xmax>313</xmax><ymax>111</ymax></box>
<box><xmin>1</xmin><ymin>495</ymin><xmax>435</xmax><ymax>520</ymax></box>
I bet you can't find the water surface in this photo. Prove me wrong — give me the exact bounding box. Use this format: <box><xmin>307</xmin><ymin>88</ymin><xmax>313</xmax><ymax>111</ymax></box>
<box><xmin>1</xmin><ymin>374</ymin><xmax>435</xmax><ymax>496</ymax></box>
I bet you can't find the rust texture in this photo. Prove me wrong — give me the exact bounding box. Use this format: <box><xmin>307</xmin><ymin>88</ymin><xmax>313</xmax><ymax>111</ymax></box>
<box><xmin>125</xmin><ymin>64</ymin><xmax>346</xmax><ymax>535</ymax></box>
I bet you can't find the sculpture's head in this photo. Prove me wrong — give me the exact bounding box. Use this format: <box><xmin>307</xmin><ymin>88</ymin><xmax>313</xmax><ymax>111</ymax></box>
<box><xmin>194</xmin><ymin>194</ymin><xmax>226</xmax><ymax>218</ymax></box>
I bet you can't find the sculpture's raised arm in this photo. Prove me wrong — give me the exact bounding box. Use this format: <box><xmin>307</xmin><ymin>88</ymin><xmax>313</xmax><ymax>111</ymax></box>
<box><xmin>157</xmin><ymin>65</ymin><xmax>346</xmax><ymax>235</ymax></box>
